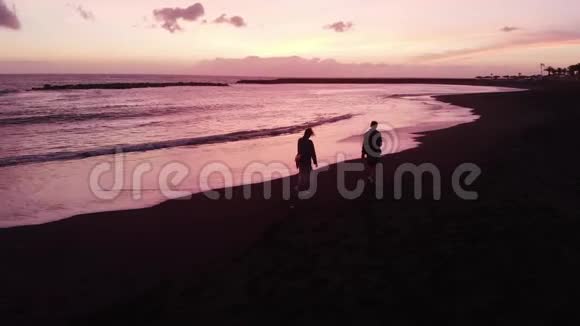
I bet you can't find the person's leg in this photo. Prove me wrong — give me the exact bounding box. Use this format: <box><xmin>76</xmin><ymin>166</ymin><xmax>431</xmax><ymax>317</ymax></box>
<box><xmin>297</xmin><ymin>169</ymin><xmax>304</xmax><ymax>191</ymax></box>
<box><xmin>367</xmin><ymin>162</ymin><xmax>377</xmax><ymax>183</ymax></box>
<box><xmin>370</xmin><ymin>165</ymin><xmax>376</xmax><ymax>182</ymax></box>
<box><xmin>297</xmin><ymin>168</ymin><xmax>310</xmax><ymax>191</ymax></box>
<box><xmin>304</xmin><ymin>169</ymin><xmax>311</xmax><ymax>190</ymax></box>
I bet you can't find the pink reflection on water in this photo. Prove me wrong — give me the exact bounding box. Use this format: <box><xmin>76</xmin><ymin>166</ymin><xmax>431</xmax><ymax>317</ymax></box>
<box><xmin>0</xmin><ymin>83</ymin><xmax>520</xmax><ymax>227</ymax></box>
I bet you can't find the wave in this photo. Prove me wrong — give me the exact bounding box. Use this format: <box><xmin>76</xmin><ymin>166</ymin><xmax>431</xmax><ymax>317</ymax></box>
<box><xmin>0</xmin><ymin>106</ymin><xmax>186</xmax><ymax>126</ymax></box>
<box><xmin>0</xmin><ymin>114</ymin><xmax>354</xmax><ymax>168</ymax></box>
<box><xmin>0</xmin><ymin>103</ymin><xmax>259</xmax><ymax>126</ymax></box>
<box><xmin>0</xmin><ymin>89</ymin><xmax>21</xmax><ymax>96</ymax></box>
<box><xmin>384</xmin><ymin>93</ymin><xmax>436</xmax><ymax>99</ymax></box>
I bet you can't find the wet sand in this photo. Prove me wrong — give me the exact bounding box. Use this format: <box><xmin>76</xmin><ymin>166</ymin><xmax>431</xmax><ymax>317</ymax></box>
<box><xmin>1</xmin><ymin>81</ymin><xmax>580</xmax><ymax>324</ymax></box>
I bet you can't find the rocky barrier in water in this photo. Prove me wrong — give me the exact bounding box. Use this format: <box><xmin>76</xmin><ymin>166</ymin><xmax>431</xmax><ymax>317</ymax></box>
<box><xmin>32</xmin><ymin>82</ymin><xmax>229</xmax><ymax>91</ymax></box>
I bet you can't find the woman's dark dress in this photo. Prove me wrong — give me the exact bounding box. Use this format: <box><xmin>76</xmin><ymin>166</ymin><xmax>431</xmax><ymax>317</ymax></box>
<box><xmin>297</xmin><ymin>137</ymin><xmax>317</xmax><ymax>172</ymax></box>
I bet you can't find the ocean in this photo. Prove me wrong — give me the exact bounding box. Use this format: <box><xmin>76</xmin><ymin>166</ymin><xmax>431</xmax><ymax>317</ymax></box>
<box><xmin>0</xmin><ymin>74</ymin><xmax>515</xmax><ymax>227</ymax></box>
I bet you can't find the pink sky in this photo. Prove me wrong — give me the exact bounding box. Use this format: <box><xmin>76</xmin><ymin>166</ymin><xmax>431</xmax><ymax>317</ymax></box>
<box><xmin>1</xmin><ymin>0</ymin><xmax>579</xmax><ymax>77</ymax></box>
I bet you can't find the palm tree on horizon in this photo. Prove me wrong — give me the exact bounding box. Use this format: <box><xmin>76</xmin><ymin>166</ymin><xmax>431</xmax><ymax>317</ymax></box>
<box><xmin>568</xmin><ymin>63</ymin><xmax>580</xmax><ymax>78</ymax></box>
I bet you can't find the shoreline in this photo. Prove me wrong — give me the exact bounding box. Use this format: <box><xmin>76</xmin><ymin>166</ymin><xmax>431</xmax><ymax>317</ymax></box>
<box><xmin>1</xmin><ymin>82</ymin><xmax>580</xmax><ymax>323</ymax></box>
<box><xmin>0</xmin><ymin>113</ymin><xmax>356</xmax><ymax>169</ymax></box>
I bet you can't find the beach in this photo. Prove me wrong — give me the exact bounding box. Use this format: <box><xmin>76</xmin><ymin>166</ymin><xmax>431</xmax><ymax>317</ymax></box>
<box><xmin>1</xmin><ymin>81</ymin><xmax>580</xmax><ymax>324</ymax></box>
<box><xmin>0</xmin><ymin>79</ymin><xmax>504</xmax><ymax>227</ymax></box>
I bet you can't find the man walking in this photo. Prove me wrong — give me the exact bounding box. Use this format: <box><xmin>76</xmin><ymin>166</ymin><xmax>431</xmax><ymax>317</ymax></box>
<box><xmin>361</xmin><ymin>121</ymin><xmax>383</xmax><ymax>183</ymax></box>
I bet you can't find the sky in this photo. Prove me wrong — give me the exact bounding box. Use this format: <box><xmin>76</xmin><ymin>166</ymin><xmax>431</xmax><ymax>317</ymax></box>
<box><xmin>1</xmin><ymin>0</ymin><xmax>579</xmax><ymax>77</ymax></box>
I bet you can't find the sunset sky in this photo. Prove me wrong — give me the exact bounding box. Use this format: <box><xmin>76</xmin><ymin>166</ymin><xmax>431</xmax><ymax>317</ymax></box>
<box><xmin>1</xmin><ymin>0</ymin><xmax>579</xmax><ymax>76</ymax></box>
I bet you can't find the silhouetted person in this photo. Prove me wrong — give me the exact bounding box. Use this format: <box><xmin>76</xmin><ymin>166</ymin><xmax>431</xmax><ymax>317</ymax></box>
<box><xmin>296</xmin><ymin>128</ymin><xmax>318</xmax><ymax>191</ymax></box>
<box><xmin>361</xmin><ymin>121</ymin><xmax>383</xmax><ymax>183</ymax></box>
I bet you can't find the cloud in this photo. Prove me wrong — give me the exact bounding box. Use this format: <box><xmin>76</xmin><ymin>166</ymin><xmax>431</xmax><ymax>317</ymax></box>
<box><xmin>193</xmin><ymin>56</ymin><xmax>387</xmax><ymax>77</ymax></box>
<box><xmin>324</xmin><ymin>21</ymin><xmax>353</xmax><ymax>33</ymax></box>
<box><xmin>190</xmin><ymin>56</ymin><xmax>498</xmax><ymax>78</ymax></box>
<box><xmin>213</xmin><ymin>14</ymin><xmax>246</xmax><ymax>27</ymax></box>
<box><xmin>0</xmin><ymin>56</ymin><xmax>535</xmax><ymax>77</ymax></box>
<box><xmin>69</xmin><ymin>4</ymin><xmax>95</xmax><ymax>21</ymax></box>
<box><xmin>416</xmin><ymin>30</ymin><xmax>580</xmax><ymax>62</ymax></box>
<box><xmin>500</xmin><ymin>26</ymin><xmax>519</xmax><ymax>32</ymax></box>
<box><xmin>0</xmin><ymin>0</ymin><xmax>20</xmax><ymax>30</ymax></box>
<box><xmin>153</xmin><ymin>3</ymin><xmax>205</xmax><ymax>33</ymax></box>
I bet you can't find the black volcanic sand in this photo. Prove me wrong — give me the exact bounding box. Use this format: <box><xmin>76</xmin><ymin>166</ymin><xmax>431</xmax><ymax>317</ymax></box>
<box><xmin>1</xmin><ymin>83</ymin><xmax>580</xmax><ymax>324</ymax></box>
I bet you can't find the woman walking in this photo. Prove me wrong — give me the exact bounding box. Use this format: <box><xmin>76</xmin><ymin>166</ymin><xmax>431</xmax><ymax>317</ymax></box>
<box><xmin>296</xmin><ymin>128</ymin><xmax>318</xmax><ymax>191</ymax></box>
